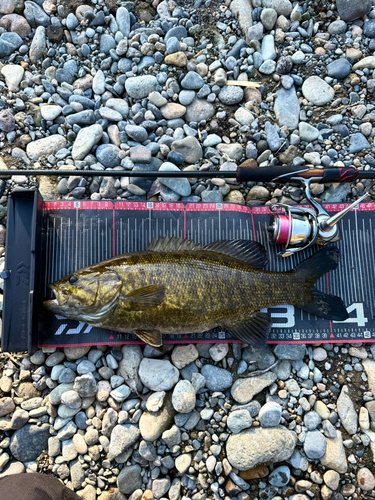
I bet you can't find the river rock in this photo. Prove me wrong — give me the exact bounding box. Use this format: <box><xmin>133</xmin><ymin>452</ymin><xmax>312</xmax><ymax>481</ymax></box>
<box><xmin>320</xmin><ymin>430</ymin><xmax>348</xmax><ymax>473</ymax></box>
<box><xmin>9</xmin><ymin>424</ymin><xmax>50</xmax><ymax>462</ymax></box>
<box><xmin>139</xmin><ymin>358</ymin><xmax>179</xmax><ymax>391</ymax></box>
<box><xmin>302</xmin><ymin>76</ymin><xmax>335</xmax><ymax>106</ymax></box>
<box><xmin>274</xmin><ymin>86</ymin><xmax>300</xmax><ymax>130</ymax></box>
<box><xmin>171</xmin><ymin>137</ymin><xmax>203</xmax><ymax>164</ymax></box>
<box><xmin>158</xmin><ymin>163</ymin><xmax>191</xmax><ymax>196</ymax></box>
<box><xmin>226</xmin><ymin>426</ymin><xmax>297</xmax><ymax>470</ymax></box>
<box><xmin>337</xmin><ymin>385</ymin><xmax>358</xmax><ymax>435</ymax></box>
<box><xmin>139</xmin><ymin>393</ymin><xmax>176</xmax><ymax>441</ymax></box>
<box><xmin>336</xmin><ymin>0</ymin><xmax>371</xmax><ymax>21</ymax></box>
<box><xmin>72</xmin><ymin>124</ymin><xmax>103</xmax><ymax>160</ymax></box>
<box><xmin>125</xmin><ymin>75</ymin><xmax>158</xmax><ymax>99</ymax></box>
<box><xmin>231</xmin><ymin>372</ymin><xmax>277</xmax><ymax>403</ymax></box>
<box><xmin>1</xmin><ymin>64</ymin><xmax>24</xmax><ymax>92</ymax></box>
<box><xmin>26</xmin><ymin>135</ymin><xmax>66</xmax><ymax>160</ymax></box>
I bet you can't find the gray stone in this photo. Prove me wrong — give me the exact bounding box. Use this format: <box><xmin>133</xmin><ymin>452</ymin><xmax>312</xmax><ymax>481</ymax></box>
<box><xmin>321</xmin><ymin>182</ymin><xmax>351</xmax><ymax>203</ymax></box>
<box><xmin>158</xmin><ymin>163</ymin><xmax>191</xmax><ymax>196</ymax></box>
<box><xmin>118</xmin><ymin>465</ymin><xmax>142</xmax><ymax>495</ymax></box>
<box><xmin>72</xmin><ymin>124</ymin><xmax>103</xmax><ymax>160</ymax></box>
<box><xmin>125</xmin><ymin>125</ymin><xmax>148</xmax><ymax>143</ymax></box>
<box><xmin>108</xmin><ymin>425</ymin><xmax>140</xmax><ymax>460</ymax></box>
<box><xmin>327</xmin><ymin>59</ymin><xmax>351</xmax><ymax>79</ymax></box>
<box><xmin>337</xmin><ymin>385</ymin><xmax>358</xmax><ymax>435</ymax></box>
<box><xmin>92</xmin><ymin>70</ymin><xmax>105</xmax><ymax>95</ymax></box>
<box><xmin>336</xmin><ymin>0</ymin><xmax>371</xmax><ymax>22</ymax></box>
<box><xmin>26</xmin><ymin>135</ymin><xmax>66</xmax><ymax>161</ymax></box>
<box><xmin>261</xmin><ymin>34</ymin><xmax>276</xmax><ymax>61</ymax></box>
<box><xmin>139</xmin><ymin>358</ymin><xmax>179</xmax><ymax>391</ymax></box>
<box><xmin>218</xmin><ymin>85</ymin><xmax>244</xmax><ymax>105</ymax></box>
<box><xmin>304</xmin><ymin>411</ymin><xmax>322</xmax><ymax>430</ymax></box>
<box><xmin>231</xmin><ymin>372</ymin><xmax>277</xmax><ymax>403</ymax></box>
<box><xmin>24</xmin><ymin>1</ymin><xmax>50</xmax><ymax>27</ymax></box>
<box><xmin>181</xmin><ymin>71</ymin><xmax>204</xmax><ymax>90</ymax></box>
<box><xmin>125</xmin><ymin>75</ymin><xmax>158</xmax><ymax>99</ymax></box>
<box><xmin>106</xmin><ymin>98</ymin><xmax>129</xmax><ymax>118</ymax></box>
<box><xmin>185</xmin><ymin>98</ymin><xmax>215</xmax><ymax>122</ymax></box>
<box><xmin>100</xmin><ymin>34</ymin><xmax>116</xmax><ymax>54</ymax></box>
<box><xmin>274</xmin><ymin>344</ymin><xmax>306</xmax><ymax>360</ymax></box>
<box><xmin>247</xmin><ymin>22</ymin><xmax>264</xmax><ymax>41</ymax></box>
<box><xmin>116</xmin><ymin>7</ymin><xmax>130</xmax><ymax>37</ymax></box>
<box><xmin>10</xmin><ymin>424</ymin><xmax>50</xmax><ymax>462</ymax></box>
<box><xmin>265</xmin><ymin>121</ymin><xmax>280</xmax><ymax>151</ymax></box>
<box><xmin>171</xmin><ymin>136</ymin><xmax>202</xmax><ymax>164</ymax></box>
<box><xmin>29</xmin><ymin>25</ymin><xmax>45</xmax><ymax>64</ymax></box>
<box><xmin>172</xmin><ymin>380</ymin><xmax>196</xmax><ymax>413</ymax></box>
<box><xmin>96</xmin><ymin>144</ymin><xmax>121</xmax><ymax>167</ymax></box>
<box><xmin>348</xmin><ymin>133</ymin><xmax>371</xmax><ymax>154</ymax></box>
<box><xmin>226</xmin><ymin>426</ymin><xmax>297</xmax><ymax>470</ymax></box>
<box><xmin>259</xmin><ymin>60</ymin><xmax>276</xmax><ymax>74</ymax></box>
<box><xmin>261</xmin><ymin>8</ymin><xmax>277</xmax><ymax>30</ymax></box>
<box><xmin>274</xmin><ymin>86</ymin><xmax>300</xmax><ymax>130</ymax></box>
<box><xmin>73</xmin><ymin>373</ymin><xmax>97</xmax><ymax>398</ymax></box>
<box><xmin>269</xmin><ymin>465</ymin><xmax>291</xmax><ymax>487</ymax></box>
<box><xmin>302</xmin><ymin>77</ymin><xmax>335</xmax><ymax>106</ymax></box>
<box><xmin>139</xmin><ymin>394</ymin><xmax>176</xmax><ymax>441</ymax></box>
<box><xmin>227</xmin><ymin>410</ymin><xmax>252</xmax><ymax>434</ymax></box>
<box><xmin>259</xmin><ymin>402</ymin><xmax>282</xmax><ymax>427</ymax></box>
<box><xmin>262</xmin><ymin>0</ymin><xmax>292</xmax><ymax>16</ymax></box>
<box><xmin>299</xmin><ymin>122</ymin><xmax>320</xmax><ymax>142</ymax></box>
<box><xmin>201</xmin><ymin>365</ymin><xmax>233</xmax><ymax>391</ymax></box>
<box><xmin>304</xmin><ymin>430</ymin><xmax>327</xmax><ymax>459</ymax></box>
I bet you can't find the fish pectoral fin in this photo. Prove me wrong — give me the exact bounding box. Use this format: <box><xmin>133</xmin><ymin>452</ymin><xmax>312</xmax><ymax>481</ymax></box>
<box><xmin>126</xmin><ymin>286</ymin><xmax>165</xmax><ymax>310</ymax></box>
<box><xmin>224</xmin><ymin>311</ymin><xmax>271</xmax><ymax>347</ymax></box>
<box><xmin>134</xmin><ymin>329</ymin><xmax>163</xmax><ymax>348</ymax></box>
<box><xmin>203</xmin><ymin>240</ymin><xmax>268</xmax><ymax>269</ymax></box>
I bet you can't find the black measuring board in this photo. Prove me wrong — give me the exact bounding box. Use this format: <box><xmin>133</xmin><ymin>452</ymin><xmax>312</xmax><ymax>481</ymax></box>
<box><xmin>35</xmin><ymin>199</ymin><xmax>375</xmax><ymax>349</ymax></box>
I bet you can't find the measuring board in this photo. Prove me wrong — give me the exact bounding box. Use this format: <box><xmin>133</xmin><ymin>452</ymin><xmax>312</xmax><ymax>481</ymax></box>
<box><xmin>2</xmin><ymin>190</ymin><xmax>375</xmax><ymax>352</ymax></box>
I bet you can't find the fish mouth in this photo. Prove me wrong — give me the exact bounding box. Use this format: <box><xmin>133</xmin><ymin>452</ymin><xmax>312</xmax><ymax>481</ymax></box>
<box><xmin>43</xmin><ymin>285</ymin><xmax>66</xmax><ymax>311</ymax></box>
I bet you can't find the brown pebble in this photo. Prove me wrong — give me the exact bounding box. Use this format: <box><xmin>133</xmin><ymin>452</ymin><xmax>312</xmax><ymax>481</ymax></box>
<box><xmin>239</xmin><ymin>465</ymin><xmax>269</xmax><ymax>480</ymax></box>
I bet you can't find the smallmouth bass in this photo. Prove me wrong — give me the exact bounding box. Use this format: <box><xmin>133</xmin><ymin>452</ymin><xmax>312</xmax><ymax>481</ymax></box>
<box><xmin>44</xmin><ymin>237</ymin><xmax>349</xmax><ymax>347</ymax></box>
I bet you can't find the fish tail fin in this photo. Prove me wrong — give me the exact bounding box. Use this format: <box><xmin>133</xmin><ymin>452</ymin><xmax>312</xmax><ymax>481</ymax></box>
<box><xmin>296</xmin><ymin>247</ymin><xmax>349</xmax><ymax>321</ymax></box>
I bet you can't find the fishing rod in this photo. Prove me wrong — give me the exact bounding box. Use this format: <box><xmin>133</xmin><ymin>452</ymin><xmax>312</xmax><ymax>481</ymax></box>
<box><xmin>0</xmin><ymin>165</ymin><xmax>374</xmax><ymax>181</ymax></box>
<box><xmin>2</xmin><ymin>164</ymin><xmax>375</xmax><ymax>257</ymax></box>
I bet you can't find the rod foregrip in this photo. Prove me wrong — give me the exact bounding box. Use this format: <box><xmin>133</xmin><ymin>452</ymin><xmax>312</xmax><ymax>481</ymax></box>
<box><xmin>236</xmin><ymin>166</ymin><xmax>311</xmax><ymax>183</ymax></box>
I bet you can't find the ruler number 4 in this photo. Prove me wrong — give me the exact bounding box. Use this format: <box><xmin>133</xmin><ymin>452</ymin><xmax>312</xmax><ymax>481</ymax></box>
<box><xmin>333</xmin><ymin>303</ymin><xmax>368</xmax><ymax>327</ymax></box>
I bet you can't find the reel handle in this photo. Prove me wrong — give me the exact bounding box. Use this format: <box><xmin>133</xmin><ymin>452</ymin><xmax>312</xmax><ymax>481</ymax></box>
<box><xmin>237</xmin><ymin>166</ymin><xmax>359</xmax><ymax>183</ymax></box>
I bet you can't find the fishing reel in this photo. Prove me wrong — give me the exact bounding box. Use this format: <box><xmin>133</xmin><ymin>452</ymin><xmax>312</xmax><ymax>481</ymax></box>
<box><xmin>268</xmin><ymin>178</ymin><xmax>374</xmax><ymax>257</ymax></box>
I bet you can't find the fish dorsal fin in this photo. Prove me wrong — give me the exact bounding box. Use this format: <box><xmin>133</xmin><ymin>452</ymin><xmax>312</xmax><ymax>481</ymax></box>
<box><xmin>224</xmin><ymin>311</ymin><xmax>271</xmax><ymax>347</ymax></box>
<box><xmin>127</xmin><ymin>286</ymin><xmax>165</xmax><ymax>309</ymax></box>
<box><xmin>203</xmin><ymin>240</ymin><xmax>268</xmax><ymax>269</ymax></box>
<box><xmin>147</xmin><ymin>236</ymin><xmax>202</xmax><ymax>252</ymax></box>
<box><xmin>134</xmin><ymin>329</ymin><xmax>163</xmax><ymax>347</ymax></box>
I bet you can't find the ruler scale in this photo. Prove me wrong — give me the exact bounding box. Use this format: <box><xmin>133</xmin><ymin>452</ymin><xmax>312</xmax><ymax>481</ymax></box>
<box><xmin>34</xmin><ymin>200</ymin><xmax>375</xmax><ymax>348</ymax></box>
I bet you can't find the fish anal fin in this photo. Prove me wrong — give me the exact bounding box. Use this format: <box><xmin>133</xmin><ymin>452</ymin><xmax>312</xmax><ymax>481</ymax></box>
<box><xmin>134</xmin><ymin>329</ymin><xmax>163</xmax><ymax>348</ymax></box>
<box><xmin>127</xmin><ymin>286</ymin><xmax>165</xmax><ymax>310</ymax></box>
<box><xmin>203</xmin><ymin>240</ymin><xmax>268</xmax><ymax>269</ymax></box>
<box><xmin>147</xmin><ymin>236</ymin><xmax>202</xmax><ymax>252</ymax></box>
<box><xmin>224</xmin><ymin>311</ymin><xmax>271</xmax><ymax>347</ymax></box>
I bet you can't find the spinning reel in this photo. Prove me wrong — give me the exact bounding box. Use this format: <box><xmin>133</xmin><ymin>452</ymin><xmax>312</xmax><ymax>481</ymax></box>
<box><xmin>268</xmin><ymin>177</ymin><xmax>375</xmax><ymax>257</ymax></box>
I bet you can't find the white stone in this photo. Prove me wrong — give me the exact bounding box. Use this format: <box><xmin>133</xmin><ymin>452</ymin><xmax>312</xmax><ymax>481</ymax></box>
<box><xmin>40</xmin><ymin>105</ymin><xmax>62</xmax><ymax>121</ymax></box>
<box><xmin>139</xmin><ymin>358</ymin><xmax>179</xmax><ymax>391</ymax></box>
<box><xmin>1</xmin><ymin>65</ymin><xmax>24</xmax><ymax>92</ymax></box>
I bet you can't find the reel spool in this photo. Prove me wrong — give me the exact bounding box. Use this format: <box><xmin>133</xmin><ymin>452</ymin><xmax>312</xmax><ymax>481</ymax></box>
<box><xmin>268</xmin><ymin>178</ymin><xmax>375</xmax><ymax>257</ymax></box>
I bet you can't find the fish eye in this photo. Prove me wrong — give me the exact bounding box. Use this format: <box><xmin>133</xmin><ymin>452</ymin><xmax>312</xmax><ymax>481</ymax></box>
<box><xmin>69</xmin><ymin>275</ymin><xmax>78</xmax><ymax>284</ymax></box>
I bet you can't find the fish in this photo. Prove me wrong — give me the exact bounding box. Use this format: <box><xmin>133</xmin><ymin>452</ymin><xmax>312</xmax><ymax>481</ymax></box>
<box><xmin>43</xmin><ymin>237</ymin><xmax>349</xmax><ymax>348</ymax></box>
